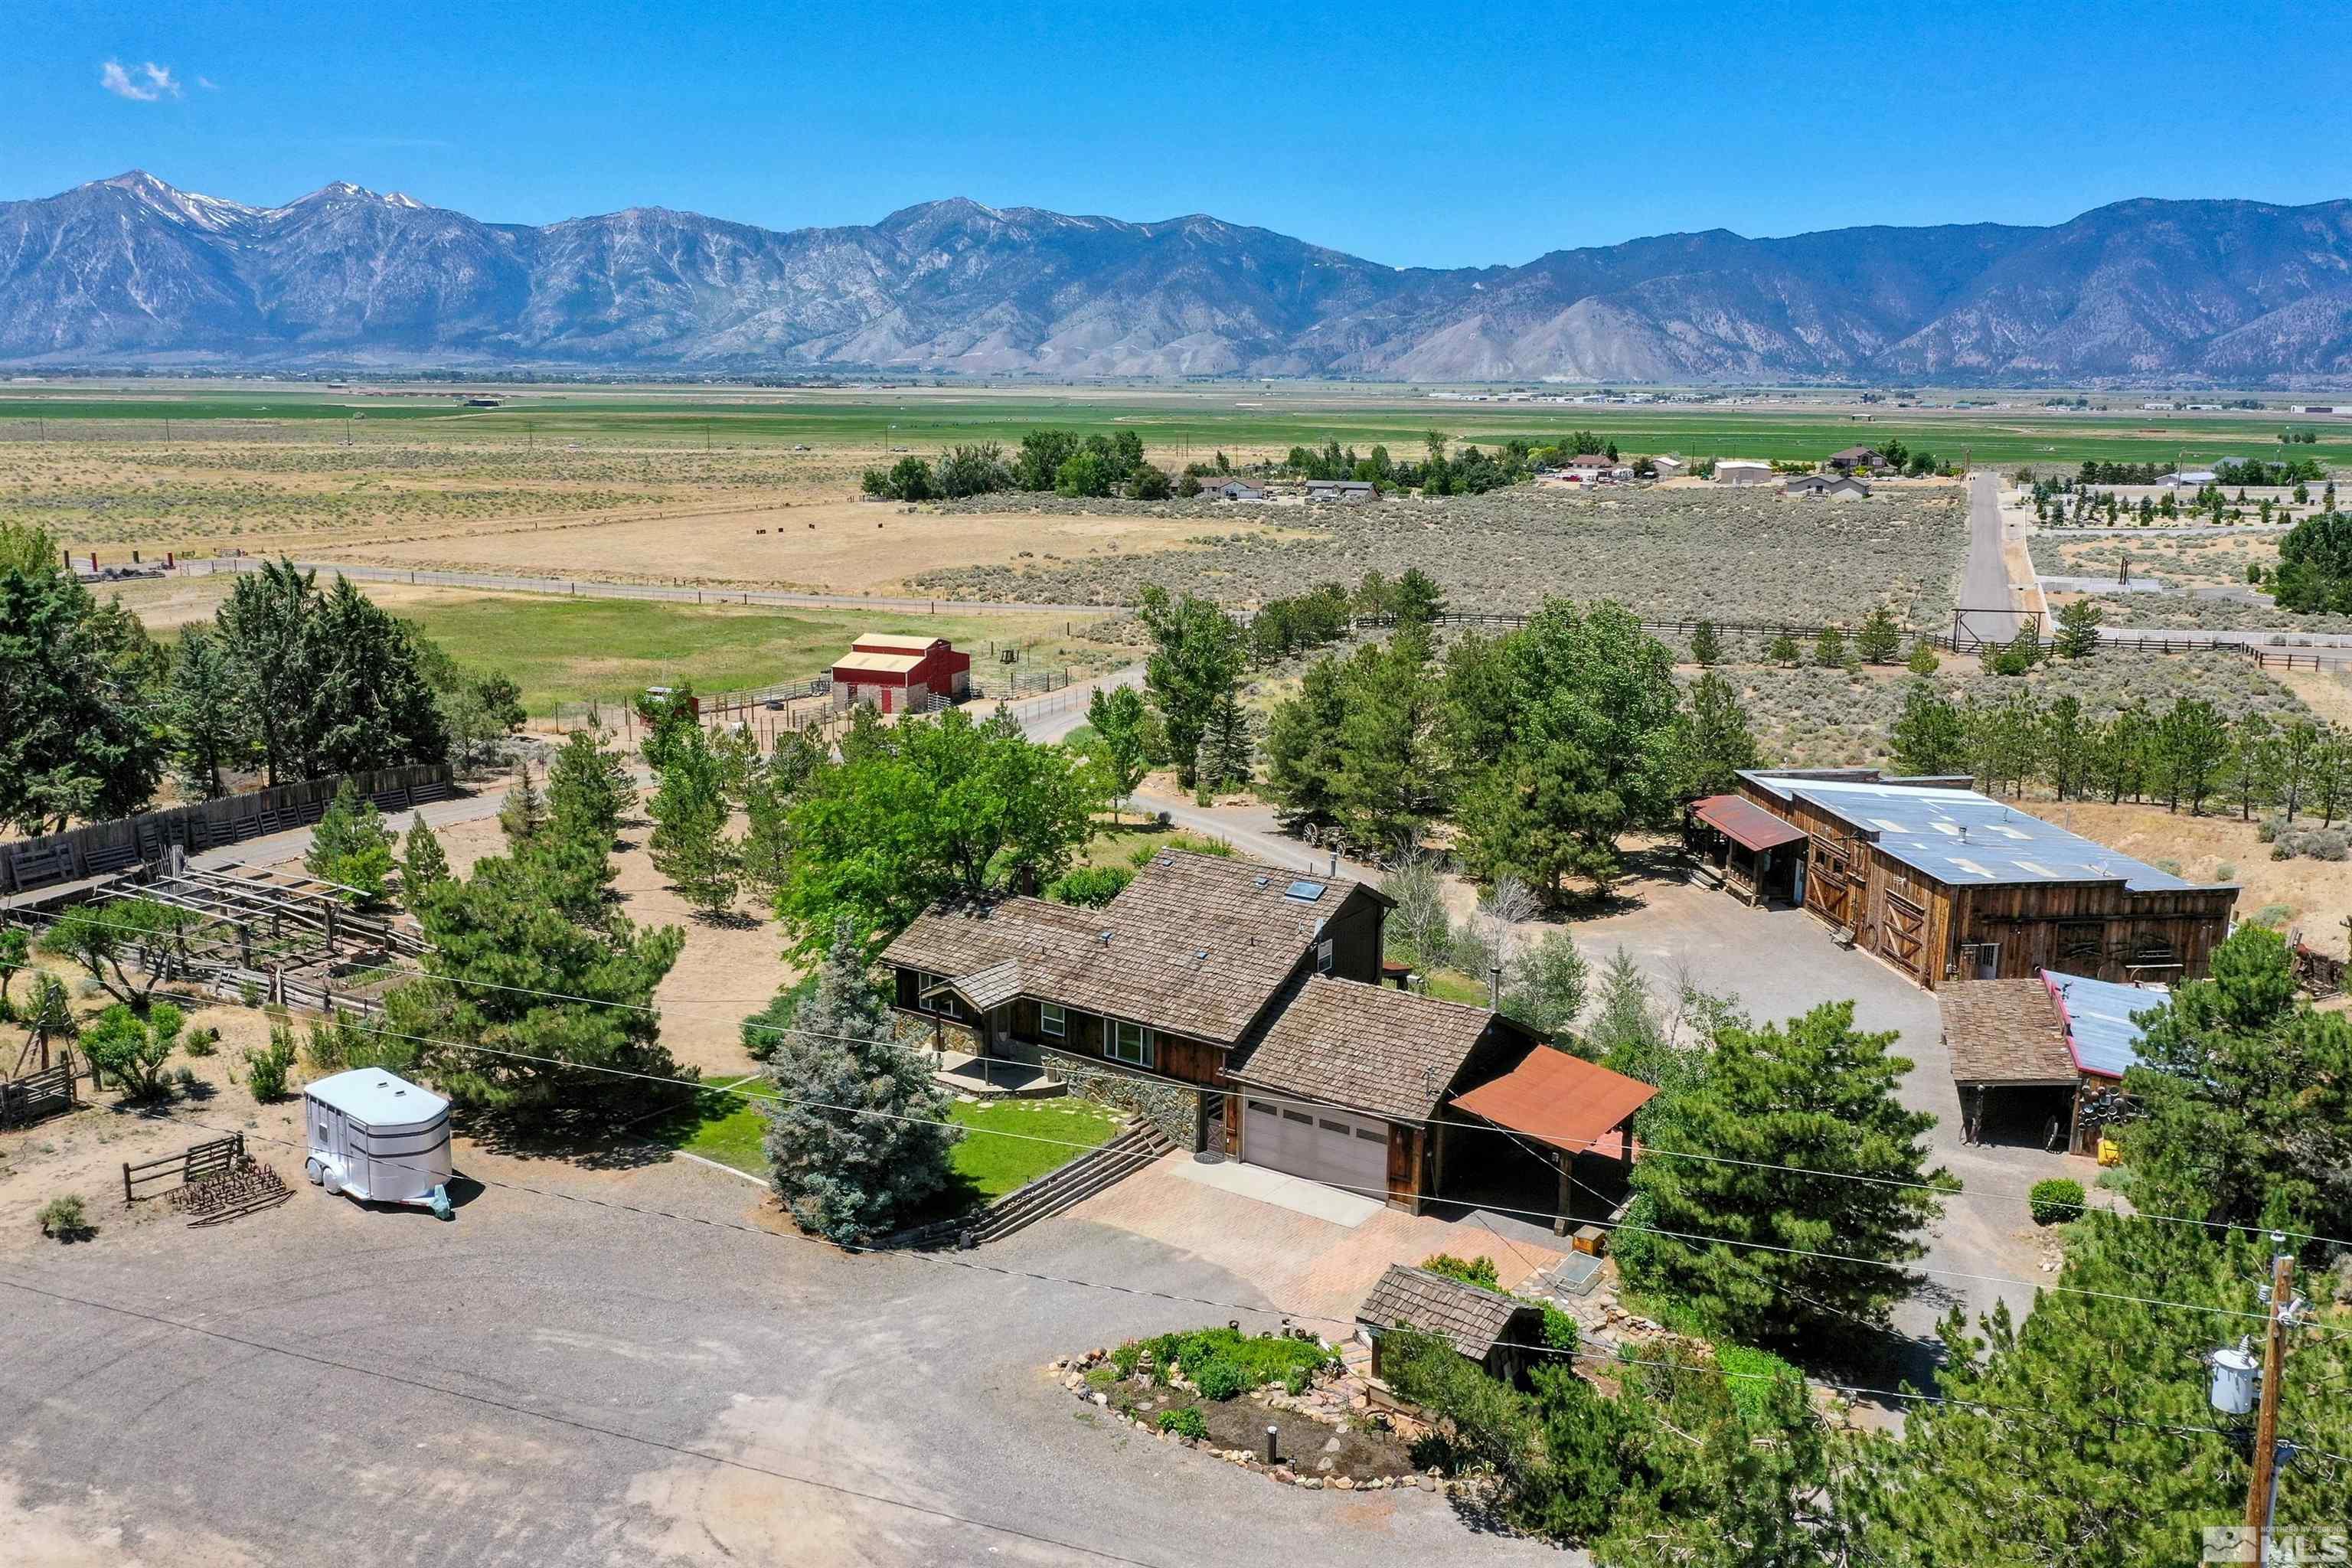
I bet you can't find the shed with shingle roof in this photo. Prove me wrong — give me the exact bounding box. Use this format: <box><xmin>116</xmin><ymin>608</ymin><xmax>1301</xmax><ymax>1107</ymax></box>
<box><xmin>1357</xmin><ymin>1265</ymin><xmax>1549</xmax><ymax>1384</ymax></box>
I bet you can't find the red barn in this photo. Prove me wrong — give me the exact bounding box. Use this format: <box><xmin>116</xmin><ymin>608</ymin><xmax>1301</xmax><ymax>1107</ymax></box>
<box><xmin>830</xmin><ymin>632</ymin><xmax>972</xmax><ymax>714</ymax></box>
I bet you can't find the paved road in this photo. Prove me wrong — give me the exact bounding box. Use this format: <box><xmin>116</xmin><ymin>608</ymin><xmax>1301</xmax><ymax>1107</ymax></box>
<box><xmin>175</xmin><ymin>555</ymin><xmax>1123</xmax><ymax>620</ymax></box>
<box><xmin>1958</xmin><ymin>470</ymin><xmax>2024</xmax><ymax>644</ymax></box>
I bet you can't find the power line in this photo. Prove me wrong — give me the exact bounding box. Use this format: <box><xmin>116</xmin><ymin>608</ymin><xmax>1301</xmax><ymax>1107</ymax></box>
<box><xmin>68</xmin><ymin>992</ymin><xmax>2347</xmax><ymax>1342</ymax></box>
<box><xmin>25</xmin><ymin>898</ymin><xmax>2352</xmax><ymax>1256</ymax></box>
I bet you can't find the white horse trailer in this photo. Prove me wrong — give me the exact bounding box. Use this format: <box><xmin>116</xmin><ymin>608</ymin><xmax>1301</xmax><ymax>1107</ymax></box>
<box><xmin>302</xmin><ymin>1070</ymin><xmax>456</xmax><ymax>1219</ymax></box>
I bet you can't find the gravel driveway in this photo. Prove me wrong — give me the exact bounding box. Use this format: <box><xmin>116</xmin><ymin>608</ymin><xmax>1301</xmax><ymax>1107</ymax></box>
<box><xmin>0</xmin><ymin>1145</ymin><xmax>1560</xmax><ymax>1568</ymax></box>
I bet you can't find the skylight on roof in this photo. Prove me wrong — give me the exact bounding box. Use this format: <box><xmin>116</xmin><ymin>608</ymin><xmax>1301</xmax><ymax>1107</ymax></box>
<box><xmin>1284</xmin><ymin>880</ymin><xmax>1328</xmax><ymax>902</ymax></box>
<box><xmin>2015</xmin><ymin>860</ymin><xmax>2063</xmax><ymax>879</ymax></box>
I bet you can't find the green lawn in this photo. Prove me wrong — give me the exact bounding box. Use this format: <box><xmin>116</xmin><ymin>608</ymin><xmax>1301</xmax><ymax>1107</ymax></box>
<box><xmin>5</xmin><ymin>384</ymin><xmax>2346</xmax><ymax>469</ymax></box>
<box><xmin>648</xmin><ymin>1083</ymin><xmax>1125</xmax><ymax>1207</ymax></box>
<box><xmin>388</xmin><ymin>593</ymin><xmax>1092</xmax><ymax>712</ymax></box>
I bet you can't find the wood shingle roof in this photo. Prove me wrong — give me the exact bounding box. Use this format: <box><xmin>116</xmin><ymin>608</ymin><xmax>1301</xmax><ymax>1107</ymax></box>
<box><xmin>1357</xmin><ymin>1265</ymin><xmax>1542</xmax><ymax>1360</ymax></box>
<box><xmin>1941</xmin><ymin>978</ymin><xmax>2077</xmax><ymax>1086</ymax></box>
<box><xmin>1227</xmin><ymin>973</ymin><xmax>1500</xmax><ymax>1121</ymax></box>
<box><xmin>880</xmin><ymin>851</ymin><xmax>1385</xmax><ymax>1046</ymax></box>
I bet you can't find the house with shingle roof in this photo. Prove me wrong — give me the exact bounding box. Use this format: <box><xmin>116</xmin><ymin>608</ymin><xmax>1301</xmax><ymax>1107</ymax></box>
<box><xmin>881</xmin><ymin>848</ymin><xmax>1656</xmax><ymax>1217</ymax></box>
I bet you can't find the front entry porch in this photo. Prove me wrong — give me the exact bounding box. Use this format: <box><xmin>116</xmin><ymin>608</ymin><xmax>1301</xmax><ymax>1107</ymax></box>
<box><xmin>931</xmin><ymin>1049</ymin><xmax>1067</xmax><ymax>1100</ymax></box>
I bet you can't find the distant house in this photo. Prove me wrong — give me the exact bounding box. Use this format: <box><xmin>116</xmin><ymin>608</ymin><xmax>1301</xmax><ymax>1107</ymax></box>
<box><xmin>1357</xmin><ymin>1266</ymin><xmax>1551</xmax><ymax>1386</ymax></box>
<box><xmin>1565</xmin><ymin>452</ymin><xmax>1614</xmax><ymax>471</ymax></box>
<box><xmin>830</xmin><ymin>632</ymin><xmax>972</xmax><ymax>714</ymax></box>
<box><xmin>1783</xmin><ymin>473</ymin><xmax>1872</xmax><ymax>500</ymax></box>
<box><xmin>1715</xmin><ymin>459</ymin><xmax>1774</xmax><ymax>487</ymax></box>
<box><xmin>1305</xmin><ymin>479</ymin><xmax>1377</xmax><ymax>505</ymax></box>
<box><xmin>2163</xmin><ymin>469</ymin><xmax>2220</xmax><ymax>487</ymax></box>
<box><xmin>1649</xmin><ymin>455</ymin><xmax>1687</xmax><ymax>479</ymax></box>
<box><xmin>1827</xmin><ymin>446</ymin><xmax>1885</xmax><ymax>473</ymax></box>
<box><xmin>1197</xmin><ymin>478</ymin><xmax>1265</xmax><ymax>501</ymax></box>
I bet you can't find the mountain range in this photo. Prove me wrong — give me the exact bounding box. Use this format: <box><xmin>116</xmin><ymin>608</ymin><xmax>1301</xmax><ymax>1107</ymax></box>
<box><xmin>3</xmin><ymin>171</ymin><xmax>2350</xmax><ymax>383</ymax></box>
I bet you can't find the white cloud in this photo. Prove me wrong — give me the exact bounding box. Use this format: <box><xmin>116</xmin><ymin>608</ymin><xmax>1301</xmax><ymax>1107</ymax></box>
<box><xmin>99</xmin><ymin>59</ymin><xmax>183</xmax><ymax>102</ymax></box>
<box><xmin>198</xmin><ymin>76</ymin><xmax>219</xmax><ymax>91</ymax></box>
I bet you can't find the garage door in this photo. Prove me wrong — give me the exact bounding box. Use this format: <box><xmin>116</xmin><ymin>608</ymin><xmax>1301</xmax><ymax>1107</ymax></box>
<box><xmin>1243</xmin><ymin>1098</ymin><xmax>1388</xmax><ymax>1197</ymax></box>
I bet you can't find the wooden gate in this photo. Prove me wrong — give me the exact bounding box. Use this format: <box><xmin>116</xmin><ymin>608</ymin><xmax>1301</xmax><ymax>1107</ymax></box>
<box><xmin>0</xmin><ymin>1059</ymin><xmax>77</xmax><ymax>1129</ymax></box>
<box><xmin>1879</xmin><ymin>893</ymin><xmax>1928</xmax><ymax>981</ymax></box>
<box><xmin>1807</xmin><ymin>841</ymin><xmax>1854</xmax><ymax>929</ymax></box>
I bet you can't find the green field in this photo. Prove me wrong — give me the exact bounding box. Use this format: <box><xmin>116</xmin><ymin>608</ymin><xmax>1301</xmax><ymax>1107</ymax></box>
<box><xmin>651</xmin><ymin>1083</ymin><xmax>1123</xmax><ymax>1206</ymax></box>
<box><xmin>387</xmin><ymin>592</ymin><xmax>1104</xmax><ymax>711</ymax></box>
<box><xmin>3</xmin><ymin>382</ymin><xmax>2345</xmax><ymax>470</ymax></box>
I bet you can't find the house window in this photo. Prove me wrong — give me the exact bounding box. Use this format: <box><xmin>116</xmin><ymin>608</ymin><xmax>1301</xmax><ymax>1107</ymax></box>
<box><xmin>1109</xmin><ymin>1021</ymin><xmax>1154</xmax><ymax>1068</ymax></box>
<box><xmin>1315</xmin><ymin>939</ymin><xmax>1334</xmax><ymax>974</ymax></box>
<box><xmin>1040</xmin><ymin>1002</ymin><xmax>1066</xmax><ymax>1039</ymax></box>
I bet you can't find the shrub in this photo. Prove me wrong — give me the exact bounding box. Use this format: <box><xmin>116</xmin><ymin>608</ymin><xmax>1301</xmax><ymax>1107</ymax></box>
<box><xmin>182</xmin><ymin>1025</ymin><xmax>219</xmax><ymax>1057</ymax></box>
<box><xmin>1111</xmin><ymin>1341</ymin><xmax>1143</xmax><ymax>1377</ymax></box>
<box><xmin>1193</xmin><ymin>1358</ymin><xmax>1249</xmax><ymax>1400</ymax></box>
<box><xmin>82</xmin><ymin>1002</ymin><xmax>185</xmax><ymax>1099</ymax></box>
<box><xmin>2029</xmin><ymin>1178</ymin><xmax>2086</xmax><ymax>1226</ymax></box>
<box><xmin>1046</xmin><ymin>865</ymin><xmax>1134</xmax><ymax>908</ymax></box>
<box><xmin>1534</xmin><ymin>1302</ymin><xmax>1579</xmax><ymax>1354</ymax></box>
<box><xmin>1138</xmin><ymin>1326</ymin><xmax>1336</xmax><ymax>1395</ymax></box>
<box><xmin>37</xmin><ymin>1194</ymin><xmax>88</xmax><ymax>1240</ymax></box>
<box><xmin>2249</xmin><ymin>902</ymin><xmax>2294</xmax><ymax>928</ymax></box>
<box><xmin>243</xmin><ymin>1024</ymin><xmax>299</xmax><ymax>1102</ymax></box>
<box><xmin>1128</xmin><ymin>832</ymin><xmax>1234</xmax><ymax>868</ymax></box>
<box><xmin>1084</xmin><ymin>1366</ymin><xmax>1117</xmax><ymax>1390</ymax></box>
<box><xmin>1158</xmin><ymin>1407</ymin><xmax>1209</xmax><ymax>1440</ymax></box>
<box><xmin>1713</xmin><ymin>1341</ymin><xmax>1803</xmax><ymax>1424</ymax></box>
<box><xmin>2213</xmin><ymin>863</ymin><xmax>2236</xmax><ymax>883</ymax></box>
<box><xmin>1421</xmin><ymin>1253</ymin><xmax>1501</xmax><ymax>1289</ymax></box>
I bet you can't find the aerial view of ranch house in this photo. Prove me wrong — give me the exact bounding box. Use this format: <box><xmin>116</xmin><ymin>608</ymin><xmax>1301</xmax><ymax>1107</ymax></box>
<box><xmin>886</xmin><ymin>848</ymin><xmax>1651</xmax><ymax>1222</ymax></box>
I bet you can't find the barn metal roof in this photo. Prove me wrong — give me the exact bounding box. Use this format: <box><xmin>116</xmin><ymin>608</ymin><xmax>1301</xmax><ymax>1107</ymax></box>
<box><xmin>2043</xmin><ymin>970</ymin><xmax>2170</xmax><ymax>1080</ymax></box>
<box><xmin>834</xmin><ymin>651</ymin><xmax>926</xmax><ymax>675</ymax></box>
<box><xmin>1690</xmin><ymin>793</ymin><xmax>1811</xmax><ymax>854</ymax></box>
<box><xmin>1740</xmin><ymin>773</ymin><xmax>2211</xmax><ymax>893</ymax></box>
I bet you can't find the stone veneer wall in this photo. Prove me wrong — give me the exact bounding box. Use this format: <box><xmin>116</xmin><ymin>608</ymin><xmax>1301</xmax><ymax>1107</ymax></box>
<box><xmin>1040</xmin><ymin>1046</ymin><xmax>1205</xmax><ymax>1152</ymax></box>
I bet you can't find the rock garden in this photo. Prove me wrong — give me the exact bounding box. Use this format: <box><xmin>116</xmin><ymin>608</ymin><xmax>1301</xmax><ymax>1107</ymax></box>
<box><xmin>1053</xmin><ymin>1325</ymin><xmax>1447</xmax><ymax>1494</ymax></box>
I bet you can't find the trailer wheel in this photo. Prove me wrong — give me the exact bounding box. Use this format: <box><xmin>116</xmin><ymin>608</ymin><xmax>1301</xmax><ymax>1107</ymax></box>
<box><xmin>305</xmin><ymin>1157</ymin><xmax>325</xmax><ymax>1186</ymax></box>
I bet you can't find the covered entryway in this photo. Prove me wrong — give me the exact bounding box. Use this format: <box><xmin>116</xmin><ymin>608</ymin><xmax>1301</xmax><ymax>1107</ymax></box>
<box><xmin>1686</xmin><ymin>794</ymin><xmax>1811</xmax><ymax>906</ymax></box>
<box><xmin>1241</xmin><ymin>1097</ymin><xmax>1388</xmax><ymax>1196</ymax></box>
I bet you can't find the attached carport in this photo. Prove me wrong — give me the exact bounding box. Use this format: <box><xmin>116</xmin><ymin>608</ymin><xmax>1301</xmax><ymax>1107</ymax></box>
<box><xmin>1686</xmin><ymin>792</ymin><xmax>1811</xmax><ymax>906</ymax></box>
<box><xmin>1449</xmin><ymin>1047</ymin><xmax>1656</xmax><ymax>1234</ymax></box>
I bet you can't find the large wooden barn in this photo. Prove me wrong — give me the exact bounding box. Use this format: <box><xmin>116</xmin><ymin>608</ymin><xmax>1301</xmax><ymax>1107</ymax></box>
<box><xmin>1692</xmin><ymin>769</ymin><xmax>2239</xmax><ymax>991</ymax></box>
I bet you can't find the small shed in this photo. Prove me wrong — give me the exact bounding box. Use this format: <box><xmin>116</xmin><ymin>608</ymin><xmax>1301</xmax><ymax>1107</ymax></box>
<box><xmin>1305</xmin><ymin>479</ymin><xmax>1377</xmax><ymax>505</ymax></box>
<box><xmin>1649</xmin><ymin>455</ymin><xmax>1688</xmax><ymax>479</ymax></box>
<box><xmin>1449</xmin><ymin>1045</ymin><xmax>1656</xmax><ymax>1230</ymax></box>
<box><xmin>302</xmin><ymin>1069</ymin><xmax>455</xmax><ymax>1217</ymax></box>
<box><xmin>1357</xmin><ymin>1264</ymin><xmax>1550</xmax><ymax>1386</ymax></box>
<box><xmin>1686</xmin><ymin>792</ymin><xmax>1811</xmax><ymax>904</ymax></box>
<box><xmin>1715</xmin><ymin>459</ymin><xmax>1774</xmax><ymax>486</ymax></box>
<box><xmin>831</xmin><ymin>632</ymin><xmax>973</xmax><ymax>714</ymax></box>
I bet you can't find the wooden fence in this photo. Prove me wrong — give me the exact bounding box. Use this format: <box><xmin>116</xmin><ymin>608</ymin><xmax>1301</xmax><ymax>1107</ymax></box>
<box><xmin>124</xmin><ymin>1133</ymin><xmax>245</xmax><ymax>1203</ymax></box>
<box><xmin>0</xmin><ymin>1059</ymin><xmax>77</xmax><ymax>1129</ymax></box>
<box><xmin>1</xmin><ymin>763</ymin><xmax>454</xmax><ymax>898</ymax></box>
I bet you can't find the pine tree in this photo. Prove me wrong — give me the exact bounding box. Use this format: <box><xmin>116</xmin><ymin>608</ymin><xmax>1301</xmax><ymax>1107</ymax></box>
<box><xmin>1766</xmin><ymin>630</ymin><xmax>1800</xmax><ymax>666</ymax></box>
<box><xmin>1813</xmin><ymin>623</ymin><xmax>1847</xmax><ymax>666</ymax></box>
<box><xmin>2053</xmin><ymin>597</ymin><xmax>2104</xmax><ymax>658</ymax></box>
<box><xmin>400</xmin><ymin>812</ymin><xmax>451</xmax><ymax>900</ymax></box>
<box><xmin>1678</xmin><ymin>671</ymin><xmax>1762</xmax><ymax>796</ymax></box>
<box><xmin>1853</xmin><ymin>606</ymin><xmax>1902</xmax><ymax>664</ymax></box>
<box><xmin>546</xmin><ymin>728</ymin><xmax>635</xmax><ymax>847</ymax></box>
<box><xmin>1687</xmin><ymin>619</ymin><xmax>1723</xmax><ymax>667</ymax></box>
<box><xmin>1617</xmin><ymin>1000</ymin><xmax>1951</xmax><ymax>1347</ymax></box>
<box><xmin>648</xmin><ymin>727</ymin><xmax>742</xmax><ymax>920</ymax></box>
<box><xmin>1192</xmin><ymin>690</ymin><xmax>1256</xmax><ymax>795</ymax></box>
<box><xmin>1904</xmin><ymin>639</ymin><xmax>1941</xmax><ymax>675</ymax></box>
<box><xmin>305</xmin><ymin>778</ymin><xmax>396</xmax><ymax>906</ymax></box>
<box><xmin>168</xmin><ymin>624</ymin><xmax>245</xmax><ymax>801</ymax></box>
<box><xmin>1891</xmin><ymin>680</ymin><xmax>1967</xmax><ymax>775</ymax></box>
<box><xmin>498</xmin><ymin>762</ymin><xmax>547</xmax><ymax>847</ymax></box>
<box><xmin>1263</xmin><ymin>655</ymin><xmax>1348</xmax><ymax>830</ymax></box>
<box><xmin>760</xmin><ymin>925</ymin><xmax>962</xmax><ymax>1243</ymax></box>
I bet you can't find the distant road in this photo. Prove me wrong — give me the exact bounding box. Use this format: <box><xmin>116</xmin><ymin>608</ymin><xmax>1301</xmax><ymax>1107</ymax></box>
<box><xmin>1958</xmin><ymin>470</ymin><xmax>2024</xmax><ymax>643</ymax></box>
<box><xmin>173</xmin><ymin>556</ymin><xmax>1122</xmax><ymax>620</ymax></box>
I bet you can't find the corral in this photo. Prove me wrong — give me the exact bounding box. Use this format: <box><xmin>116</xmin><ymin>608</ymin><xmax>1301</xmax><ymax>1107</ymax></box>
<box><xmin>1720</xmin><ymin>769</ymin><xmax>2239</xmax><ymax>991</ymax></box>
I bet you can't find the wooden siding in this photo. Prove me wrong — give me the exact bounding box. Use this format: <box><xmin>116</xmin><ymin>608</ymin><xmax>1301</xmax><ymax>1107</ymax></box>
<box><xmin>1737</xmin><ymin>781</ymin><xmax>2238</xmax><ymax>991</ymax></box>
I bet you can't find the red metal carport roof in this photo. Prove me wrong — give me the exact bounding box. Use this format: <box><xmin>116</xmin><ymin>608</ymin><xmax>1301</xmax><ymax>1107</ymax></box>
<box><xmin>1690</xmin><ymin>793</ymin><xmax>1810</xmax><ymax>854</ymax></box>
<box><xmin>1451</xmin><ymin>1047</ymin><xmax>1657</xmax><ymax>1155</ymax></box>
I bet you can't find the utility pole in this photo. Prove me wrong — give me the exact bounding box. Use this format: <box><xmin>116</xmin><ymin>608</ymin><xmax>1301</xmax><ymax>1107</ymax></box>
<box><xmin>2243</xmin><ymin>1245</ymin><xmax>2293</xmax><ymax>1558</ymax></box>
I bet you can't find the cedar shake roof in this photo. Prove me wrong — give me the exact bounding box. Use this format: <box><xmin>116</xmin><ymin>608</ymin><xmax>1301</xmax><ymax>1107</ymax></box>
<box><xmin>1941</xmin><ymin>978</ymin><xmax>2078</xmax><ymax>1086</ymax></box>
<box><xmin>1357</xmin><ymin>1265</ymin><xmax>1542</xmax><ymax>1359</ymax></box>
<box><xmin>1227</xmin><ymin>973</ymin><xmax>1500</xmax><ymax>1122</ymax></box>
<box><xmin>881</xmin><ymin>851</ymin><xmax>1386</xmax><ymax>1046</ymax></box>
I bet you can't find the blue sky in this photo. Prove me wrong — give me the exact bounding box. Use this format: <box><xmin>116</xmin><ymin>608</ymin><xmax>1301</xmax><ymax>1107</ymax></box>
<box><xmin>8</xmin><ymin>1</ymin><xmax>2349</xmax><ymax>269</ymax></box>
